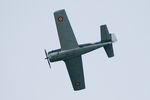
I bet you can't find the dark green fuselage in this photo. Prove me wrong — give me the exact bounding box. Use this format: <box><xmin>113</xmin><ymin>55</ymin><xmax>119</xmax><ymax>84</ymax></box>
<box><xmin>48</xmin><ymin>41</ymin><xmax>112</xmax><ymax>62</ymax></box>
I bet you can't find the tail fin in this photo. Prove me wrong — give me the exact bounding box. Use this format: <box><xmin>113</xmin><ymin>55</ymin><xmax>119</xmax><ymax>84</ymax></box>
<box><xmin>100</xmin><ymin>25</ymin><xmax>117</xmax><ymax>58</ymax></box>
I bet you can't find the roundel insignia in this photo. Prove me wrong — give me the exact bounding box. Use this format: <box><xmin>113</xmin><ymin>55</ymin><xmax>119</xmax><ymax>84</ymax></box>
<box><xmin>58</xmin><ymin>16</ymin><xmax>64</xmax><ymax>22</ymax></box>
<box><xmin>75</xmin><ymin>81</ymin><xmax>80</xmax><ymax>86</ymax></box>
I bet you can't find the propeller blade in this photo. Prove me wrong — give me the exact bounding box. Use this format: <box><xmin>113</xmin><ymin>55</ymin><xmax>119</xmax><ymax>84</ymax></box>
<box><xmin>44</xmin><ymin>49</ymin><xmax>48</xmax><ymax>59</ymax></box>
<box><xmin>44</xmin><ymin>49</ymin><xmax>51</xmax><ymax>69</ymax></box>
<box><xmin>47</xmin><ymin>60</ymin><xmax>51</xmax><ymax>69</ymax></box>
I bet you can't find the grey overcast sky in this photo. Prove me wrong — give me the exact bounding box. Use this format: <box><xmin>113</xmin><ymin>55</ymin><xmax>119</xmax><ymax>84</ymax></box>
<box><xmin>1</xmin><ymin>0</ymin><xmax>150</xmax><ymax>100</ymax></box>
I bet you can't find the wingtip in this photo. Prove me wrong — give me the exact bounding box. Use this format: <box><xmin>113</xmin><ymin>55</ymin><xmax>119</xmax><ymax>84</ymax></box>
<box><xmin>54</xmin><ymin>9</ymin><xmax>66</xmax><ymax>14</ymax></box>
<box><xmin>73</xmin><ymin>87</ymin><xmax>85</xmax><ymax>91</ymax></box>
<box><xmin>100</xmin><ymin>24</ymin><xmax>107</xmax><ymax>28</ymax></box>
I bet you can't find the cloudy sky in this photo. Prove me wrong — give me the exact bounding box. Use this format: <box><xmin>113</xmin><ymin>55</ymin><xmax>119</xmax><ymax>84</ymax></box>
<box><xmin>1</xmin><ymin>0</ymin><xmax>150</xmax><ymax>100</ymax></box>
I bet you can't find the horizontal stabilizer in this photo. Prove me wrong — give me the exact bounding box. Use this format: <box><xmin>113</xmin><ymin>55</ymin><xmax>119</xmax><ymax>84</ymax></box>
<box><xmin>104</xmin><ymin>44</ymin><xmax>114</xmax><ymax>57</ymax></box>
<box><xmin>100</xmin><ymin>25</ymin><xmax>115</xmax><ymax>58</ymax></box>
<box><xmin>101</xmin><ymin>25</ymin><xmax>111</xmax><ymax>42</ymax></box>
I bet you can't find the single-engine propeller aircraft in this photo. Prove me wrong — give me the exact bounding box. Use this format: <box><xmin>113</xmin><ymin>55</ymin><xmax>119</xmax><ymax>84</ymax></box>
<box><xmin>45</xmin><ymin>9</ymin><xmax>117</xmax><ymax>91</ymax></box>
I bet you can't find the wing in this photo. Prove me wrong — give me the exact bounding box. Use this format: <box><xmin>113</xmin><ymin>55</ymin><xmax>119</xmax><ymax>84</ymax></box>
<box><xmin>54</xmin><ymin>9</ymin><xmax>78</xmax><ymax>50</ymax></box>
<box><xmin>64</xmin><ymin>56</ymin><xmax>85</xmax><ymax>91</ymax></box>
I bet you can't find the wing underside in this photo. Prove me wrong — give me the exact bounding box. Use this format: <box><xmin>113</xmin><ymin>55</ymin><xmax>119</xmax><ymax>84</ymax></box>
<box><xmin>64</xmin><ymin>56</ymin><xmax>85</xmax><ymax>91</ymax></box>
<box><xmin>54</xmin><ymin>10</ymin><xmax>85</xmax><ymax>91</ymax></box>
<box><xmin>54</xmin><ymin>9</ymin><xmax>78</xmax><ymax>50</ymax></box>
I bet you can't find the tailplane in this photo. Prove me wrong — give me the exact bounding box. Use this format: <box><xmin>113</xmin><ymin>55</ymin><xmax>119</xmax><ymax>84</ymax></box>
<box><xmin>100</xmin><ymin>25</ymin><xmax>117</xmax><ymax>58</ymax></box>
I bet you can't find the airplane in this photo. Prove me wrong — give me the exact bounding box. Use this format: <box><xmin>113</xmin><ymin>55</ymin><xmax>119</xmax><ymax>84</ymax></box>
<box><xmin>44</xmin><ymin>9</ymin><xmax>117</xmax><ymax>91</ymax></box>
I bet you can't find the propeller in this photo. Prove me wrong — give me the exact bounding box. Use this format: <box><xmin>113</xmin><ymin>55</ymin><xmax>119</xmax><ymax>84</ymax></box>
<box><xmin>44</xmin><ymin>49</ymin><xmax>51</xmax><ymax>69</ymax></box>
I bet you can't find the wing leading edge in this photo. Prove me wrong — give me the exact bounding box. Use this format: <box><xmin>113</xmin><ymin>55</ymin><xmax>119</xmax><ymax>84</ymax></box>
<box><xmin>64</xmin><ymin>56</ymin><xmax>85</xmax><ymax>91</ymax></box>
<box><xmin>54</xmin><ymin>9</ymin><xmax>78</xmax><ymax>50</ymax></box>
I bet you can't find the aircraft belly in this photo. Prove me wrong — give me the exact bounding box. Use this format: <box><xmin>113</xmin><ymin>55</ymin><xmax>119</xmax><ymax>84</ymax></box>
<box><xmin>50</xmin><ymin>44</ymin><xmax>105</xmax><ymax>62</ymax></box>
<box><xmin>79</xmin><ymin>44</ymin><xmax>103</xmax><ymax>55</ymax></box>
